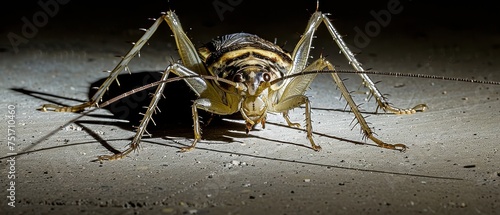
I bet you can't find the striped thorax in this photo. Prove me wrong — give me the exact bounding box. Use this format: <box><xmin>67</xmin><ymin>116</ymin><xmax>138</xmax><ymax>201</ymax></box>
<box><xmin>198</xmin><ymin>33</ymin><xmax>292</xmax><ymax>131</ymax></box>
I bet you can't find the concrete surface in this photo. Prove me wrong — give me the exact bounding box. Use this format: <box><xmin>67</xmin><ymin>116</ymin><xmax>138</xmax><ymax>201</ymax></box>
<box><xmin>1</xmin><ymin>1</ymin><xmax>499</xmax><ymax>214</ymax></box>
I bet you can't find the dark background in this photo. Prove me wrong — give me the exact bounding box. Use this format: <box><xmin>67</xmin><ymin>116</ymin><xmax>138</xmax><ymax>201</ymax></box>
<box><xmin>1</xmin><ymin>1</ymin><xmax>499</xmax><ymax>214</ymax></box>
<box><xmin>2</xmin><ymin>0</ymin><xmax>499</xmax><ymax>53</ymax></box>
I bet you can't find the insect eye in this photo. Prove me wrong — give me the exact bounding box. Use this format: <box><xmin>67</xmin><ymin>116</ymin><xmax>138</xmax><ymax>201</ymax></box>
<box><xmin>233</xmin><ymin>73</ymin><xmax>244</xmax><ymax>82</ymax></box>
<box><xmin>263</xmin><ymin>72</ymin><xmax>271</xmax><ymax>82</ymax></box>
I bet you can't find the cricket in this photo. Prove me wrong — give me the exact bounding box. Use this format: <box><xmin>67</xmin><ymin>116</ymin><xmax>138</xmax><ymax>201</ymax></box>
<box><xmin>38</xmin><ymin>4</ymin><xmax>499</xmax><ymax>161</ymax></box>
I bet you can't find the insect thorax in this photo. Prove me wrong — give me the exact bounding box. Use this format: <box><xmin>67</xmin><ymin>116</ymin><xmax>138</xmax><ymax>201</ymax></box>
<box><xmin>198</xmin><ymin>33</ymin><xmax>293</xmax><ymax>126</ymax></box>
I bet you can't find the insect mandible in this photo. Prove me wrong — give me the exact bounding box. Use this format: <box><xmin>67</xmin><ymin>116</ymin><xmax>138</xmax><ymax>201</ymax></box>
<box><xmin>39</xmin><ymin>6</ymin><xmax>467</xmax><ymax>161</ymax></box>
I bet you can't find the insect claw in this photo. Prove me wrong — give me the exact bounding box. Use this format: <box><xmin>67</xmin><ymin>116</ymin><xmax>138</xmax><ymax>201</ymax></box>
<box><xmin>413</xmin><ymin>104</ymin><xmax>428</xmax><ymax>112</ymax></box>
<box><xmin>396</xmin><ymin>144</ymin><xmax>408</xmax><ymax>152</ymax></box>
<box><xmin>139</xmin><ymin>28</ymin><xmax>147</xmax><ymax>32</ymax></box>
<box><xmin>245</xmin><ymin>122</ymin><xmax>253</xmax><ymax>134</ymax></box>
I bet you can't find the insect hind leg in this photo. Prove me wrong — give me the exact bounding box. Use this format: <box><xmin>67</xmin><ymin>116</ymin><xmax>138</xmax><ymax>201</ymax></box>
<box><xmin>39</xmin><ymin>13</ymin><xmax>168</xmax><ymax>113</ymax></box>
<box><xmin>39</xmin><ymin>10</ymin><xmax>207</xmax><ymax>113</ymax></box>
<box><xmin>277</xmin><ymin>57</ymin><xmax>407</xmax><ymax>151</ymax></box>
<box><xmin>318</xmin><ymin>11</ymin><xmax>427</xmax><ymax>114</ymax></box>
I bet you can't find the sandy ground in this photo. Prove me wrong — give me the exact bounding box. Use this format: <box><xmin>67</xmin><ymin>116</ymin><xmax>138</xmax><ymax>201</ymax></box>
<box><xmin>1</xmin><ymin>1</ymin><xmax>499</xmax><ymax>214</ymax></box>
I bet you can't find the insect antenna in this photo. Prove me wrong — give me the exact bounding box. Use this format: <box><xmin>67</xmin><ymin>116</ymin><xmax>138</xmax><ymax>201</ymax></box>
<box><xmin>99</xmin><ymin>70</ymin><xmax>499</xmax><ymax>109</ymax></box>
<box><xmin>98</xmin><ymin>75</ymin><xmax>244</xmax><ymax>108</ymax></box>
<box><xmin>270</xmin><ymin>70</ymin><xmax>500</xmax><ymax>86</ymax></box>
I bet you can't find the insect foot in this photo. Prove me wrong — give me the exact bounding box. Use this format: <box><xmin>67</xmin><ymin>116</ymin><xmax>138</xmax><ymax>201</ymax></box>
<box><xmin>38</xmin><ymin>101</ymin><xmax>94</xmax><ymax>113</ymax></box>
<box><xmin>370</xmin><ymin>135</ymin><xmax>407</xmax><ymax>152</ymax></box>
<box><xmin>378</xmin><ymin>102</ymin><xmax>428</xmax><ymax>115</ymax></box>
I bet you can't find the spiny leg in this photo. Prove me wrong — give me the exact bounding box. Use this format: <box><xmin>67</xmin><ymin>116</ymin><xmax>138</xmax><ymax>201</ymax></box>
<box><xmin>96</xmin><ymin>61</ymin><xmax>224</xmax><ymax>160</ymax></box>
<box><xmin>182</xmin><ymin>100</ymin><xmax>203</xmax><ymax>152</ymax></box>
<box><xmin>281</xmin><ymin>56</ymin><xmax>406</xmax><ymax>151</ymax></box>
<box><xmin>181</xmin><ymin>97</ymin><xmax>240</xmax><ymax>152</ymax></box>
<box><xmin>39</xmin><ymin>13</ymin><xmax>168</xmax><ymax>113</ymax></box>
<box><xmin>279</xmin><ymin>9</ymin><xmax>411</xmax><ymax>150</ymax></box>
<box><xmin>272</xmin><ymin>95</ymin><xmax>320</xmax><ymax>151</ymax></box>
<box><xmin>311</xmin><ymin>58</ymin><xmax>406</xmax><ymax>150</ymax></box>
<box><xmin>97</xmin><ymin>65</ymin><xmax>172</xmax><ymax>161</ymax></box>
<box><xmin>270</xmin><ymin>58</ymin><xmax>331</xmax><ymax>151</ymax></box>
<box><xmin>325</xmin><ymin>60</ymin><xmax>406</xmax><ymax>151</ymax></box>
<box><xmin>39</xmin><ymin>9</ymin><xmax>207</xmax><ymax>113</ymax></box>
<box><xmin>152</xmin><ymin>63</ymin><xmax>240</xmax><ymax>152</ymax></box>
<box><xmin>319</xmin><ymin>11</ymin><xmax>427</xmax><ymax>114</ymax></box>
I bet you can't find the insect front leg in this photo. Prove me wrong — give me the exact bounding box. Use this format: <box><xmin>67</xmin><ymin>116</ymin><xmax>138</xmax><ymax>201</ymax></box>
<box><xmin>166</xmin><ymin>67</ymin><xmax>241</xmax><ymax>152</ymax></box>
<box><xmin>183</xmin><ymin>95</ymin><xmax>240</xmax><ymax>152</ymax></box>
<box><xmin>158</xmin><ymin>64</ymin><xmax>241</xmax><ymax>153</ymax></box>
<box><xmin>269</xmin><ymin>59</ymin><xmax>328</xmax><ymax>151</ymax></box>
<box><xmin>271</xmin><ymin>94</ymin><xmax>319</xmax><ymax>151</ymax></box>
<box><xmin>282</xmin><ymin>111</ymin><xmax>301</xmax><ymax>128</ymax></box>
<box><xmin>96</xmin><ymin>62</ymin><xmax>230</xmax><ymax>160</ymax></box>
